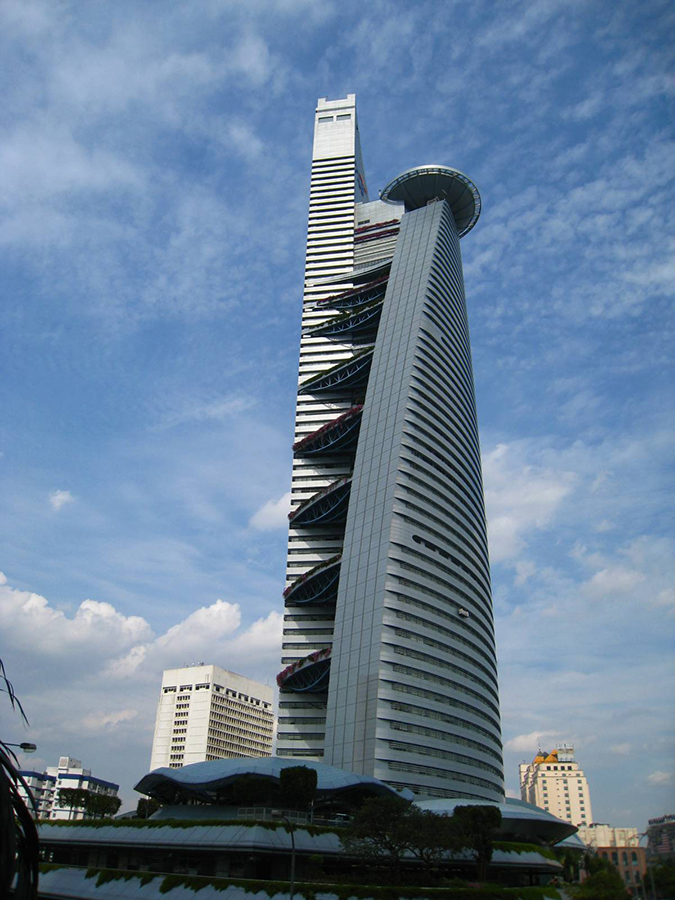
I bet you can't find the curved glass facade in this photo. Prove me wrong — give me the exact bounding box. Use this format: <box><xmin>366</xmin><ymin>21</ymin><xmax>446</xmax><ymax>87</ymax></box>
<box><xmin>278</xmin><ymin>95</ymin><xmax>503</xmax><ymax>801</ymax></box>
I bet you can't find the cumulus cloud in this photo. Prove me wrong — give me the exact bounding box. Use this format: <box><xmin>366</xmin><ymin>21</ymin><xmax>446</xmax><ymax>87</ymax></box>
<box><xmin>504</xmin><ymin>731</ymin><xmax>560</xmax><ymax>753</ymax></box>
<box><xmin>483</xmin><ymin>442</ymin><xmax>574</xmax><ymax>563</ymax></box>
<box><xmin>249</xmin><ymin>491</ymin><xmax>291</xmax><ymax>530</ymax></box>
<box><xmin>0</xmin><ymin>572</ymin><xmax>282</xmax><ymax>728</ymax></box>
<box><xmin>49</xmin><ymin>489</ymin><xmax>74</xmax><ymax>511</ymax></box>
<box><xmin>82</xmin><ymin>709</ymin><xmax>139</xmax><ymax>731</ymax></box>
<box><xmin>0</xmin><ymin>581</ymin><xmax>152</xmax><ymax>658</ymax></box>
<box><xmin>647</xmin><ymin>771</ymin><xmax>673</xmax><ymax>785</ymax></box>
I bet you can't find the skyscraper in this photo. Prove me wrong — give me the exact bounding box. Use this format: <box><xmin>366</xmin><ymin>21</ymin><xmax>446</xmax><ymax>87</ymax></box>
<box><xmin>277</xmin><ymin>95</ymin><xmax>503</xmax><ymax>802</ymax></box>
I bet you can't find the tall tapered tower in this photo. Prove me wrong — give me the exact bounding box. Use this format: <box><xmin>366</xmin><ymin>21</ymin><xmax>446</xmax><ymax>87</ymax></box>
<box><xmin>277</xmin><ymin>95</ymin><xmax>504</xmax><ymax>802</ymax></box>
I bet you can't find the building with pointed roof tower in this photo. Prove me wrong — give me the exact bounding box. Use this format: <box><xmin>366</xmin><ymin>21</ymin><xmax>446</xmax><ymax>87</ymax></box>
<box><xmin>519</xmin><ymin>743</ymin><xmax>592</xmax><ymax>826</ymax></box>
<box><xmin>276</xmin><ymin>94</ymin><xmax>503</xmax><ymax>802</ymax></box>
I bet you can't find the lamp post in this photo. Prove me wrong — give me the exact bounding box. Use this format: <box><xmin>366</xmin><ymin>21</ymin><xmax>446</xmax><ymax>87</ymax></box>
<box><xmin>632</xmin><ymin>832</ymin><xmax>656</xmax><ymax>900</ymax></box>
<box><xmin>4</xmin><ymin>742</ymin><xmax>37</xmax><ymax>753</ymax></box>
<box><xmin>271</xmin><ymin>809</ymin><xmax>295</xmax><ymax>900</ymax></box>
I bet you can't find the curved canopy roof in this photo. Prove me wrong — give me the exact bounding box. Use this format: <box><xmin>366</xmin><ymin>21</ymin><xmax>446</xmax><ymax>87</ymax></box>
<box><xmin>380</xmin><ymin>165</ymin><xmax>481</xmax><ymax>237</ymax></box>
<box><xmin>414</xmin><ymin>797</ymin><xmax>577</xmax><ymax>846</ymax></box>
<box><xmin>136</xmin><ymin>757</ymin><xmax>414</xmax><ymax>805</ymax></box>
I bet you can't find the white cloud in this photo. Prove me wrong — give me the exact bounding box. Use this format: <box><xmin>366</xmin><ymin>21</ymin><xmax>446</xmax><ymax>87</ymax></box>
<box><xmin>583</xmin><ymin>565</ymin><xmax>645</xmax><ymax>597</ymax></box>
<box><xmin>610</xmin><ymin>743</ymin><xmax>631</xmax><ymax>757</ymax></box>
<box><xmin>0</xmin><ymin>572</ymin><xmax>282</xmax><ymax>807</ymax></box>
<box><xmin>514</xmin><ymin>560</ymin><xmax>536</xmax><ymax>586</ymax></box>
<box><xmin>249</xmin><ymin>491</ymin><xmax>291</xmax><ymax>530</ymax></box>
<box><xmin>82</xmin><ymin>709</ymin><xmax>139</xmax><ymax>731</ymax></box>
<box><xmin>0</xmin><ymin>582</ymin><xmax>152</xmax><ymax>657</ymax></box>
<box><xmin>49</xmin><ymin>489</ymin><xmax>74</xmax><ymax>511</ymax></box>
<box><xmin>157</xmin><ymin>395</ymin><xmax>253</xmax><ymax>429</ymax></box>
<box><xmin>647</xmin><ymin>771</ymin><xmax>673</xmax><ymax>785</ymax></box>
<box><xmin>504</xmin><ymin>730</ymin><xmax>560</xmax><ymax>753</ymax></box>
<box><xmin>483</xmin><ymin>442</ymin><xmax>574</xmax><ymax>563</ymax></box>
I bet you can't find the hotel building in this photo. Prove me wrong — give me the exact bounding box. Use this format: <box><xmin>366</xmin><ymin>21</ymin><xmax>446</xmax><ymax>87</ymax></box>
<box><xmin>519</xmin><ymin>744</ymin><xmax>592</xmax><ymax>826</ymax></box>
<box><xmin>276</xmin><ymin>94</ymin><xmax>504</xmax><ymax>801</ymax></box>
<box><xmin>150</xmin><ymin>664</ymin><xmax>274</xmax><ymax>770</ymax></box>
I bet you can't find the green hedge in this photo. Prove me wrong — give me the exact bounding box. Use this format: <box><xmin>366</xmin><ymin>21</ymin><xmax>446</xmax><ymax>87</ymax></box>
<box><xmin>493</xmin><ymin>842</ymin><xmax>557</xmax><ymax>861</ymax></box>
<box><xmin>41</xmin><ymin>865</ymin><xmax>561</xmax><ymax>900</ymax></box>
<box><xmin>39</xmin><ymin>817</ymin><xmax>344</xmax><ymax>836</ymax></box>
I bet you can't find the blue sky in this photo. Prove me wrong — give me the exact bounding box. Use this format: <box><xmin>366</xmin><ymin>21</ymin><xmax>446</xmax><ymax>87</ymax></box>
<box><xmin>1</xmin><ymin>0</ymin><xmax>673</xmax><ymax>827</ymax></box>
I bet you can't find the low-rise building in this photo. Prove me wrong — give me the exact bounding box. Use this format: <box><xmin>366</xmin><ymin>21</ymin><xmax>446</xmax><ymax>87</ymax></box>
<box><xmin>149</xmin><ymin>663</ymin><xmax>274</xmax><ymax>770</ymax></box>
<box><xmin>577</xmin><ymin>824</ymin><xmax>646</xmax><ymax>897</ymax></box>
<box><xmin>18</xmin><ymin>756</ymin><xmax>119</xmax><ymax>820</ymax></box>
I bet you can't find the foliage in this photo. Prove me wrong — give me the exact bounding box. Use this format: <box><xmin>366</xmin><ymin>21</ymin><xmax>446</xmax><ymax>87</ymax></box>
<box><xmin>551</xmin><ymin>845</ymin><xmax>583</xmax><ymax>881</ymax></box>
<box><xmin>493</xmin><ymin>841</ymin><xmax>557</xmax><ymax>861</ymax></box>
<box><xmin>230</xmin><ymin>775</ymin><xmax>274</xmax><ymax>807</ymax></box>
<box><xmin>279</xmin><ymin>765</ymin><xmax>318</xmax><ymax>811</ymax></box>
<box><xmin>340</xmin><ymin>799</ymin><xmax>511</xmax><ymax>883</ymax></box>
<box><xmin>136</xmin><ymin>796</ymin><xmax>162</xmax><ymax>819</ymax></box>
<box><xmin>575</xmin><ymin>867</ymin><xmax>631</xmax><ymax>899</ymax></box>
<box><xmin>647</xmin><ymin>860</ymin><xmax>675</xmax><ymax>898</ymax></box>
<box><xmin>0</xmin><ymin>657</ymin><xmax>39</xmax><ymax>899</ymax></box>
<box><xmin>581</xmin><ymin>852</ymin><xmax>611</xmax><ymax>877</ymax></box>
<box><xmin>339</xmin><ymin>795</ymin><xmax>416</xmax><ymax>881</ymax></box>
<box><xmin>85</xmin><ymin>793</ymin><xmax>122</xmax><ymax>819</ymax></box>
<box><xmin>405</xmin><ymin>806</ymin><xmax>465</xmax><ymax>876</ymax></box>
<box><xmin>42</xmin><ymin>864</ymin><xmax>563</xmax><ymax>899</ymax></box>
<box><xmin>57</xmin><ymin>787</ymin><xmax>89</xmax><ymax>816</ymax></box>
<box><xmin>453</xmin><ymin>804</ymin><xmax>503</xmax><ymax>882</ymax></box>
<box><xmin>39</xmin><ymin>815</ymin><xmax>344</xmax><ymax>835</ymax></box>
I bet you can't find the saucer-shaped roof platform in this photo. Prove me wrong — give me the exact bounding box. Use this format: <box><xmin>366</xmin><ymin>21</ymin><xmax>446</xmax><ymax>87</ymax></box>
<box><xmin>135</xmin><ymin>757</ymin><xmax>414</xmax><ymax>806</ymax></box>
<box><xmin>380</xmin><ymin>165</ymin><xmax>481</xmax><ymax>237</ymax></box>
<box><xmin>415</xmin><ymin>797</ymin><xmax>577</xmax><ymax>846</ymax></box>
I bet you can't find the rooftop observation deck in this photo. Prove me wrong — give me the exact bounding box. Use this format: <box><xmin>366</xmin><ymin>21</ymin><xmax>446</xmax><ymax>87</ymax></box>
<box><xmin>380</xmin><ymin>165</ymin><xmax>481</xmax><ymax>237</ymax></box>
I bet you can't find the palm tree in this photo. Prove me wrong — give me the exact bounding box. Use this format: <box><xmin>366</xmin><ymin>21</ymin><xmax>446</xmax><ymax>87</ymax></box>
<box><xmin>0</xmin><ymin>658</ymin><xmax>39</xmax><ymax>899</ymax></box>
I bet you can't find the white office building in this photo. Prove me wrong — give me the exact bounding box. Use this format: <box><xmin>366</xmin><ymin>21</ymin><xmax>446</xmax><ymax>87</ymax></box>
<box><xmin>18</xmin><ymin>756</ymin><xmax>119</xmax><ymax>820</ymax></box>
<box><xmin>276</xmin><ymin>94</ymin><xmax>504</xmax><ymax>802</ymax></box>
<box><xmin>519</xmin><ymin>744</ymin><xmax>592</xmax><ymax>826</ymax></box>
<box><xmin>150</xmin><ymin>664</ymin><xmax>274</xmax><ymax>770</ymax></box>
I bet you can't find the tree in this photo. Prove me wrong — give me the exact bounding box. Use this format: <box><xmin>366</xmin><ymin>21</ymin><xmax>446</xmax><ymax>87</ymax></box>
<box><xmin>57</xmin><ymin>788</ymin><xmax>89</xmax><ymax>820</ymax></box>
<box><xmin>576</xmin><ymin>867</ymin><xmax>631</xmax><ymax>899</ymax></box>
<box><xmin>405</xmin><ymin>806</ymin><xmax>464</xmax><ymax>879</ymax></box>
<box><xmin>230</xmin><ymin>775</ymin><xmax>273</xmax><ymax>808</ymax></box>
<box><xmin>340</xmin><ymin>796</ymin><xmax>465</xmax><ymax>883</ymax></box>
<box><xmin>647</xmin><ymin>860</ymin><xmax>675</xmax><ymax>899</ymax></box>
<box><xmin>136</xmin><ymin>797</ymin><xmax>162</xmax><ymax>819</ymax></box>
<box><xmin>1</xmin><ymin>657</ymin><xmax>39</xmax><ymax>899</ymax></box>
<box><xmin>279</xmin><ymin>766</ymin><xmax>318</xmax><ymax>812</ymax></box>
<box><xmin>85</xmin><ymin>793</ymin><xmax>122</xmax><ymax>819</ymax></box>
<box><xmin>452</xmin><ymin>804</ymin><xmax>502</xmax><ymax>882</ymax></box>
<box><xmin>339</xmin><ymin>795</ymin><xmax>413</xmax><ymax>883</ymax></box>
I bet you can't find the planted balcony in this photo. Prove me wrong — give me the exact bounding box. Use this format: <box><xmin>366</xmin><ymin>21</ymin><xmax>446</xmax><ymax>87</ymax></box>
<box><xmin>293</xmin><ymin>406</ymin><xmax>363</xmax><ymax>458</ymax></box>
<box><xmin>354</xmin><ymin>225</ymin><xmax>400</xmax><ymax>245</ymax></box>
<box><xmin>288</xmin><ymin>476</ymin><xmax>352</xmax><ymax>527</ymax></box>
<box><xmin>354</xmin><ymin>218</ymin><xmax>401</xmax><ymax>236</ymax></box>
<box><xmin>304</xmin><ymin>297</ymin><xmax>384</xmax><ymax>342</ymax></box>
<box><xmin>277</xmin><ymin>648</ymin><xmax>331</xmax><ymax>693</ymax></box>
<box><xmin>317</xmin><ymin>275</ymin><xmax>389</xmax><ymax>311</ymax></box>
<box><xmin>298</xmin><ymin>349</ymin><xmax>373</xmax><ymax>395</ymax></box>
<box><xmin>283</xmin><ymin>553</ymin><xmax>342</xmax><ymax>606</ymax></box>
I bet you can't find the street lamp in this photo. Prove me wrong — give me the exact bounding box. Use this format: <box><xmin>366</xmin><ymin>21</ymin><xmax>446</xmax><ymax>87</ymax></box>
<box><xmin>633</xmin><ymin>832</ymin><xmax>656</xmax><ymax>900</ymax></box>
<box><xmin>4</xmin><ymin>742</ymin><xmax>37</xmax><ymax>753</ymax></box>
<box><xmin>271</xmin><ymin>809</ymin><xmax>296</xmax><ymax>900</ymax></box>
